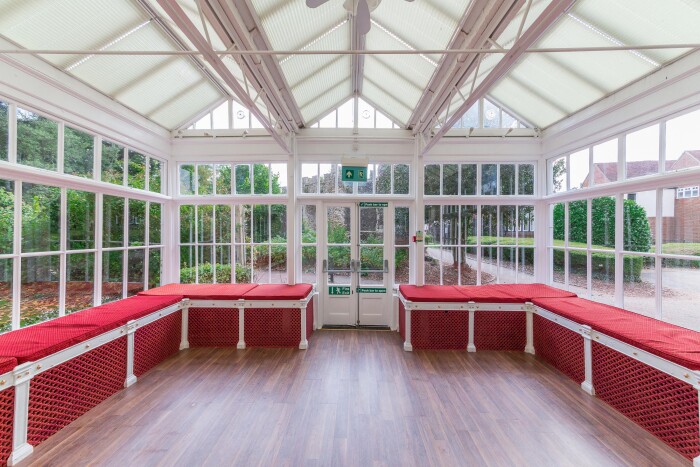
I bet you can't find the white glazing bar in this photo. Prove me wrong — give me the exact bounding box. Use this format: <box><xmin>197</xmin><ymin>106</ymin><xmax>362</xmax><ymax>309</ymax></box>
<box><xmin>299</xmin><ymin>306</ymin><xmax>308</xmax><ymax>350</ymax></box>
<box><xmin>581</xmin><ymin>325</ymin><xmax>595</xmax><ymax>395</ymax></box>
<box><xmin>124</xmin><ymin>320</ymin><xmax>137</xmax><ymax>387</ymax></box>
<box><xmin>8</xmin><ymin>363</ymin><xmax>33</xmax><ymax>466</ymax></box>
<box><xmin>237</xmin><ymin>307</ymin><xmax>245</xmax><ymax>349</ymax></box>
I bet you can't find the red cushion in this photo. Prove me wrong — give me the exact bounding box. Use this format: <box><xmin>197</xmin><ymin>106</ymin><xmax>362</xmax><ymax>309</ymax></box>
<box><xmin>534</xmin><ymin>297</ymin><xmax>700</xmax><ymax>370</ymax></box>
<box><xmin>399</xmin><ymin>285</ymin><xmax>469</xmax><ymax>302</ymax></box>
<box><xmin>242</xmin><ymin>284</ymin><xmax>313</xmax><ymax>301</ymax></box>
<box><xmin>0</xmin><ymin>295</ymin><xmax>182</xmax><ymax>364</ymax></box>
<box><xmin>140</xmin><ymin>283</ymin><xmax>258</xmax><ymax>300</ymax></box>
<box><xmin>458</xmin><ymin>283</ymin><xmax>576</xmax><ymax>303</ymax></box>
<box><xmin>0</xmin><ymin>357</ymin><xmax>16</xmax><ymax>374</ymax></box>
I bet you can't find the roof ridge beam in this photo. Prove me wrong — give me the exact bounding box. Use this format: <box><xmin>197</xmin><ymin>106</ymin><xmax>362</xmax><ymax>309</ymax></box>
<box><xmin>156</xmin><ymin>0</ymin><xmax>290</xmax><ymax>152</ymax></box>
<box><xmin>422</xmin><ymin>0</ymin><xmax>578</xmax><ymax>155</ymax></box>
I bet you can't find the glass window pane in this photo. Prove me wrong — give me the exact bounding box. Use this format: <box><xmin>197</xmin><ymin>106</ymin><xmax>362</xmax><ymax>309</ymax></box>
<box><xmin>127</xmin><ymin>249</ymin><xmax>145</xmax><ymax>296</ymax></box>
<box><xmin>149</xmin><ymin>158</ymin><xmax>162</xmax><ymax>194</ymax></box>
<box><xmin>128</xmin><ymin>199</ymin><xmax>146</xmax><ymax>247</ymax></box>
<box><xmin>424</xmin><ymin>245</ymin><xmax>441</xmax><ymax>285</ymax></box>
<box><xmin>360</xmin><ymin>207</ymin><xmax>384</xmax><ymax>245</ymax></box>
<box><xmin>64</xmin><ymin>126</ymin><xmax>94</xmax><ymax>178</ymax></box>
<box><xmin>301</xmin><ymin>205</ymin><xmax>317</xmax><ymax>244</ymax></box>
<box><xmin>271</xmin><ymin>163</ymin><xmax>287</xmax><ymax>195</ymax></box>
<box><xmin>320</xmin><ymin>164</ymin><xmax>335</xmax><ymax>194</ymax></box>
<box><xmin>0</xmin><ymin>180</ymin><xmax>14</xmax><ymax>255</ymax></box>
<box><xmin>102</xmin><ymin>250</ymin><xmax>123</xmax><ymax>303</ymax></box>
<box><xmin>198</xmin><ymin>205</ymin><xmax>213</xmax><ymax>244</ymax></box>
<box><xmin>665</xmin><ymin>109</ymin><xmax>700</xmax><ymax>172</ymax></box>
<box><xmin>551</xmin><ymin>156</ymin><xmax>567</xmax><ymax>193</ymax></box>
<box><xmin>499</xmin><ymin>205</ymin><xmax>517</xmax><ymax>245</ymax></box>
<box><xmin>271</xmin><ymin>204</ymin><xmax>286</xmax><ymax>241</ymax></box>
<box><xmin>358</xmin><ymin>164</ymin><xmax>375</xmax><ymax>194</ymax></box>
<box><xmin>481</xmin><ymin>164</ymin><xmax>497</xmax><ymax>195</ymax></box>
<box><xmin>442</xmin><ymin>206</ymin><xmax>458</xmax><ymax>245</ymax></box>
<box><xmin>198</xmin><ymin>164</ymin><xmax>214</xmax><ymax>195</ymax></box>
<box><xmin>552</xmin><ymin>202</ymin><xmax>565</xmax><ymax>247</ymax></box>
<box><xmin>252</xmin><ymin>204</ymin><xmax>269</xmax><ymax>243</ymax></box>
<box><xmin>552</xmin><ymin>249</ymin><xmax>565</xmax><ymax>287</ymax></box>
<box><xmin>327</xmin><ymin>207</ymin><xmax>350</xmax><ymax>244</ymax></box>
<box><xmin>67</xmin><ymin>190</ymin><xmax>95</xmax><ymax>250</ymax></box>
<box><xmin>481</xmin><ymin>205</ymin><xmax>497</xmax><ymax>240</ymax></box>
<box><xmin>271</xmin><ymin>245</ymin><xmax>287</xmax><ymax>283</ymax></box>
<box><xmin>0</xmin><ymin>101</ymin><xmax>7</xmax><ymax>162</ymax></box>
<box><xmin>148</xmin><ymin>248</ymin><xmax>162</xmax><ymax>289</ymax></box>
<box><xmin>336</xmin><ymin>164</ymin><xmax>353</xmax><ymax>194</ymax></box>
<box><xmin>481</xmin><ymin>247</ymin><xmax>497</xmax><ymax>284</ymax></box>
<box><xmin>215</xmin><ymin>205</ymin><xmax>231</xmax><ymax>243</ymax></box>
<box><xmin>569</xmin><ymin>149</ymin><xmax>589</xmax><ymax>190</ymax></box>
<box><xmin>235</xmin><ymin>164</ymin><xmax>251</xmax><ymax>194</ymax></box>
<box><xmin>127</xmin><ymin>151</ymin><xmax>146</xmax><ymax>189</ymax></box>
<box><xmin>101</xmin><ymin>140</ymin><xmax>124</xmax><ymax>185</ymax></box>
<box><xmin>0</xmin><ymin>259</ymin><xmax>11</xmax><ymax>333</ymax></box>
<box><xmin>500</xmin><ymin>247</ymin><xmax>517</xmax><ymax>283</ymax></box>
<box><xmin>254</xmin><ymin>244</ymin><xmax>270</xmax><ymax>283</ymax></box>
<box><xmin>179</xmin><ymin>164</ymin><xmax>195</xmax><ymax>195</ymax></box>
<box><xmin>424</xmin><ymin>205</ymin><xmax>441</xmax><ymax>245</ymax></box>
<box><xmin>663</xmin><ymin>185</ymin><xmax>700</xmax><ymax>251</ymax></box>
<box><xmin>214</xmin><ymin>245</ymin><xmax>231</xmax><ymax>284</ymax></box>
<box><xmin>567</xmin><ymin>200</ymin><xmax>587</xmax><ymax>247</ymax></box>
<box><xmin>593</xmin><ymin>139</ymin><xmax>618</xmax><ymax>185</ymax></box>
<box><xmin>234</xmin><ymin>205</ymin><xmax>251</xmax><ymax>243</ymax></box>
<box><xmin>395</xmin><ymin>207</ymin><xmax>410</xmax><ymax>245</ymax></box>
<box><xmin>623</xmin><ymin>191</ymin><xmax>654</xmax><ymax>252</ymax></box>
<box><xmin>180</xmin><ymin>245</ymin><xmax>196</xmax><ymax>284</ymax></box>
<box><xmin>443</xmin><ymin>164</ymin><xmax>458</xmax><ymax>195</ymax></box>
<box><xmin>460</xmin><ymin>205</ymin><xmax>477</xmax><ymax>244</ymax></box>
<box><xmin>197</xmin><ymin>245</ymin><xmax>214</xmax><ymax>283</ymax></box>
<box><xmin>662</xmin><ymin>258</ymin><xmax>700</xmax><ymax>331</ymax></box>
<box><xmin>394</xmin><ymin>247</ymin><xmax>409</xmax><ymax>284</ymax></box>
<box><xmin>500</xmin><ymin>164</ymin><xmax>515</xmax><ymax>195</ymax></box>
<box><xmin>461</xmin><ymin>164</ymin><xmax>476</xmax><ymax>195</ymax></box>
<box><xmin>483</xmin><ymin>99</ymin><xmax>500</xmax><ymax>128</ymax></box>
<box><xmin>376</xmin><ymin>164</ymin><xmax>391</xmax><ymax>194</ymax></box>
<box><xmin>212</xmin><ymin>101</ymin><xmax>228</xmax><ymax>129</ymax></box>
<box><xmin>302</xmin><ymin>246</ymin><xmax>317</xmax><ymax>284</ymax></box>
<box><xmin>21</xmin><ymin>256</ymin><xmax>59</xmax><ymax>327</ymax></box>
<box><xmin>22</xmin><ymin>183</ymin><xmax>60</xmax><ymax>252</ymax></box>
<box><xmin>564</xmin><ymin>250</ymin><xmax>585</xmax><ymax>295</ymax></box>
<box><xmin>461</xmin><ymin>247</ymin><xmax>478</xmax><ymax>285</ymax></box>
<box><xmin>626</xmin><ymin>125</ymin><xmax>659</xmax><ymax>179</ymax></box>
<box><xmin>103</xmin><ymin>195</ymin><xmax>124</xmax><ymax>248</ymax></box>
<box><xmin>149</xmin><ymin>203</ymin><xmax>162</xmax><ymax>245</ymax></box>
<box><xmin>180</xmin><ymin>204</ymin><xmax>195</xmax><ymax>244</ymax></box>
<box><xmin>327</xmin><ymin>246</ymin><xmax>351</xmax><ymax>273</ymax></box>
<box><xmin>253</xmin><ymin>163</ymin><xmax>269</xmax><ymax>194</ymax></box>
<box><xmin>518</xmin><ymin>164</ymin><xmax>534</xmax><ymax>195</ymax></box>
<box><xmin>424</xmin><ymin>164</ymin><xmax>440</xmax><ymax>195</ymax></box>
<box><xmin>517</xmin><ymin>248</ymin><xmax>535</xmax><ymax>283</ymax></box>
<box><xmin>337</xmin><ymin>99</ymin><xmax>354</xmax><ymax>128</ymax></box>
<box><xmin>592</xmin><ymin>196</ymin><xmax>616</xmax><ymax>249</ymax></box>
<box><xmin>235</xmin><ymin>245</ymin><xmax>252</xmax><ymax>283</ymax></box>
<box><xmin>519</xmin><ymin>206</ymin><xmax>535</xmax><ymax>246</ymax></box>
<box><xmin>17</xmin><ymin>108</ymin><xmax>58</xmax><ymax>171</ymax></box>
<box><xmin>591</xmin><ymin>252</ymin><xmax>615</xmax><ymax>305</ymax></box>
<box><xmin>394</xmin><ymin>164</ymin><xmax>409</xmax><ymax>195</ymax></box>
<box><xmin>302</xmin><ymin>164</ymin><xmax>318</xmax><ymax>194</ymax></box>
<box><xmin>623</xmin><ymin>255</ymin><xmax>654</xmax><ymax>317</ymax></box>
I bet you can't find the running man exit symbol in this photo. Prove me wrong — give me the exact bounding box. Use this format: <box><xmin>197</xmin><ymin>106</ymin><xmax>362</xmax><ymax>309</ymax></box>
<box><xmin>346</xmin><ymin>169</ymin><xmax>353</xmax><ymax>178</ymax></box>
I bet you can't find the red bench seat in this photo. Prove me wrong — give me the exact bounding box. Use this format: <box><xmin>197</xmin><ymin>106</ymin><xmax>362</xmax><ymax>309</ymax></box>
<box><xmin>242</xmin><ymin>284</ymin><xmax>313</xmax><ymax>300</ymax></box>
<box><xmin>140</xmin><ymin>283</ymin><xmax>258</xmax><ymax>300</ymax></box>
<box><xmin>457</xmin><ymin>283</ymin><xmax>577</xmax><ymax>303</ymax></box>
<box><xmin>399</xmin><ymin>285</ymin><xmax>470</xmax><ymax>302</ymax></box>
<box><xmin>534</xmin><ymin>296</ymin><xmax>700</xmax><ymax>371</ymax></box>
<box><xmin>0</xmin><ymin>295</ymin><xmax>182</xmax><ymax>364</ymax></box>
<box><xmin>0</xmin><ymin>357</ymin><xmax>16</xmax><ymax>375</ymax></box>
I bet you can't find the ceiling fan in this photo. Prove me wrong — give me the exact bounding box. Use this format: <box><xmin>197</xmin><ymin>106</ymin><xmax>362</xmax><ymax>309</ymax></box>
<box><xmin>306</xmin><ymin>0</ymin><xmax>414</xmax><ymax>35</ymax></box>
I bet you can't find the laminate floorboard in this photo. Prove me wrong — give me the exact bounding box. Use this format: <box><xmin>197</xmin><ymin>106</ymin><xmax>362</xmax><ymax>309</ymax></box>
<box><xmin>23</xmin><ymin>330</ymin><xmax>688</xmax><ymax>466</ymax></box>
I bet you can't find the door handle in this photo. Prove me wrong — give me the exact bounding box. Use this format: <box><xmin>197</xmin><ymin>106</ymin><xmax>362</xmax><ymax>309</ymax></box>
<box><xmin>383</xmin><ymin>259</ymin><xmax>389</xmax><ymax>273</ymax></box>
<box><xmin>322</xmin><ymin>259</ymin><xmax>328</xmax><ymax>273</ymax></box>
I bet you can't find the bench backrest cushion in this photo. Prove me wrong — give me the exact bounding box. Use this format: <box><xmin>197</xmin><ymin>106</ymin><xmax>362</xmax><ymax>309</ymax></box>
<box><xmin>0</xmin><ymin>357</ymin><xmax>16</xmax><ymax>375</ymax></box>
<box><xmin>457</xmin><ymin>283</ymin><xmax>576</xmax><ymax>303</ymax></box>
<box><xmin>140</xmin><ymin>283</ymin><xmax>258</xmax><ymax>300</ymax></box>
<box><xmin>399</xmin><ymin>285</ymin><xmax>470</xmax><ymax>302</ymax></box>
<box><xmin>242</xmin><ymin>284</ymin><xmax>313</xmax><ymax>301</ymax></box>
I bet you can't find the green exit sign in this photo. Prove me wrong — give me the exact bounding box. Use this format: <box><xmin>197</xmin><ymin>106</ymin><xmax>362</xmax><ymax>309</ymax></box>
<box><xmin>341</xmin><ymin>166</ymin><xmax>367</xmax><ymax>182</ymax></box>
<box><xmin>328</xmin><ymin>286</ymin><xmax>351</xmax><ymax>296</ymax></box>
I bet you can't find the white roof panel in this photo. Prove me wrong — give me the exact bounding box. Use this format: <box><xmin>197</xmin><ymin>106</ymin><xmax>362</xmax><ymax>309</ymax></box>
<box><xmin>300</xmin><ymin>80</ymin><xmax>353</xmax><ymax>124</ymax></box>
<box><xmin>150</xmin><ymin>80</ymin><xmax>222</xmax><ymax>129</ymax></box>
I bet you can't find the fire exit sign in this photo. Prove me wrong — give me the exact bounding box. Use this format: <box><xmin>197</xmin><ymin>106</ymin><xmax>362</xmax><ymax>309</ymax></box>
<box><xmin>341</xmin><ymin>166</ymin><xmax>367</xmax><ymax>182</ymax></box>
<box><xmin>328</xmin><ymin>286</ymin><xmax>351</xmax><ymax>296</ymax></box>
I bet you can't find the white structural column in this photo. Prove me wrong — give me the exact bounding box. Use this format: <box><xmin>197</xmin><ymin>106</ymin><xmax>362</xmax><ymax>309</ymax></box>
<box><xmin>8</xmin><ymin>363</ymin><xmax>33</xmax><ymax>466</ymax></box>
<box><xmin>467</xmin><ymin>308</ymin><xmax>476</xmax><ymax>352</ymax></box>
<box><xmin>414</xmin><ymin>137</ymin><xmax>425</xmax><ymax>285</ymax></box>
<box><xmin>124</xmin><ymin>320</ymin><xmax>137</xmax><ymax>388</ymax></box>
<box><xmin>180</xmin><ymin>299</ymin><xmax>190</xmax><ymax>350</ymax></box>
<box><xmin>299</xmin><ymin>305</ymin><xmax>308</xmax><ymax>350</ymax></box>
<box><xmin>581</xmin><ymin>325</ymin><xmax>595</xmax><ymax>395</ymax></box>
<box><xmin>403</xmin><ymin>307</ymin><xmax>413</xmax><ymax>352</ymax></box>
<box><xmin>237</xmin><ymin>307</ymin><xmax>246</xmax><ymax>350</ymax></box>
<box><xmin>525</xmin><ymin>303</ymin><xmax>535</xmax><ymax>354</ymax></box>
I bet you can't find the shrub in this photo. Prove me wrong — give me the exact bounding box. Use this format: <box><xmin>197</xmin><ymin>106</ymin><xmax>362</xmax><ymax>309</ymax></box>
<box><xmin>180</xmin><ymin>263</ymin><xmax>250</xmax><ymax>284</ymax></box>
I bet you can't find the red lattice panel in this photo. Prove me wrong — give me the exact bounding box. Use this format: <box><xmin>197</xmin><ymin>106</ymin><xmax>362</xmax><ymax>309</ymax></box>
<box><xmin>188</xmin><ymin>307</ymin><xmax>238</xmax><ymax>347</ymax></box>
<box><xmin>411</xmin><ymin>310</ymin><xmax>468</xmax><ymax>350</ymax></box>
<box><xmin>0</xmin><ymin>387</ymin><xmax>14</xmax><ymax>465</ymax></box>
<box><xmin>592</xmin><ymin>342</ymin><xmax>700</xmax><ymax>460</ymax></box>
<box><xmin>473</xmin><ymin>311</ymin><xmax>526</xmax><ymax>351</ymax></box>
<box><xmin>134</xmin><ymin>311</ymin><xmax>182</xmax><ymax>377</ymax></box>
<box><xmin>533</xmin><ymin>315</ymin><xmax>585</xmax><ymax>384</ymax></box>
<box><xmin>27</xmin><ymin>337</ymin><xmax>127</xmax><ymax>446</ymax></box>
<box><xmin>245</xmin><ymin>308</ymin><xmax>301</xmax><ymax>348</ymax></box>
<box><xmin>306</xmin><ymin>301</ymin><xmax>314</xmax><ymax>339</ymax></box>
<box><xmin>399</xmin><ymin>302</ymin><xmax>406</xmax><ymax>341</ymax></box>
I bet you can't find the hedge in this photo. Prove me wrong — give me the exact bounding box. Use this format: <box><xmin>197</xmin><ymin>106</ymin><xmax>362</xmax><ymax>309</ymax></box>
<box><xmin>553</xmin><ymin>250</ymin><xmax>644</xmax><ymax>281</ymax></box>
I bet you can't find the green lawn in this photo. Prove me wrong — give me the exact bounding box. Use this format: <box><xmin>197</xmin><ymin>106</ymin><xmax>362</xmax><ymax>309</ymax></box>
<box><xmin>550</xmin><ymin>239</ymin><xmax>700</xmax><ymax>256</ymax></box>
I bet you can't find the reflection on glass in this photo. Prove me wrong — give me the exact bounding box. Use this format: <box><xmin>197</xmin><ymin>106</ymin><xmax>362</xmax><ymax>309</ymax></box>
<box><xmin>482</xmin><ymin>164</ymin><xmax>497</xmax><ymax>195</ymax></box>
<box><xmin>662</xmin><ymin>258</ymin><xmax>700</xmax><ymax>331</ymax></box>
<box><xmin>66</xmin><ymin>253</ymin><xmax>94</xmax><ymax>313</ymax></box>
<box><xmin>102</xmin><ymin>251</ymin><xmax>123</xmax><ymax>303</ymax></box>
<box><xmin>127</xmin><ymin>249</ymin><xmax>145</xmax><ymax>296</ymax></box>
<box><xmin>21</xmin><ymin>256</ymin><xmax>59</xmax><ymax>327</ymax></box>
<box><xmin>180</xmin><ymin>164</ymin><xmax>195</xmax><ymax>195</ymax></box>
<box><xmin>591</xmin><ymin>252</ymin><xmax>615</xmax><ymax>305</ymax></box>
<box><xmin>551</xmin><ymin>157</ymin><xmax>566</xmax><ymax>193</ymax></box>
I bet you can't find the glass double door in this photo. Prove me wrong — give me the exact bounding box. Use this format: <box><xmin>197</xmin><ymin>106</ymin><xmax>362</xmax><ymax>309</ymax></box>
<box><xmin>322</xmin><ymin>202</ymin><xmax>392</xmax><ymax>326</ymax></box>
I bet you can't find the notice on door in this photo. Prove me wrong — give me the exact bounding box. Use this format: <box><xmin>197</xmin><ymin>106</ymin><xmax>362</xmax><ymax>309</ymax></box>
<box><xmin>328</xmin><ymin>286</ymin><xmax>351</xmax><ymax>296</ymax></box>
<box><xmin>357</xmin><ymin>287</ymin><xmax>387</xmax><ymax>294</ymax></box>
<box><xmin>358</xmin><ymin>201</ymin><xmax>388</xmax><ymax>208</ymax></box>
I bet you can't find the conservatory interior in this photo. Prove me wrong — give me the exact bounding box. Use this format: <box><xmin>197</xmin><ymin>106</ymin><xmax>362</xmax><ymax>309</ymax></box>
<box><xmin>1</xmin><ymin>0</ymin><xmax>700</xmax><ymax>465</ymax></box>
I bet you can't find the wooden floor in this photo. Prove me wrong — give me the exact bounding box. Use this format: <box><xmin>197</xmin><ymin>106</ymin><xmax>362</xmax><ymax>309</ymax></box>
<box><xmin>25</xmin><ymin>330</ymin><xmax>688</xmax><ymax>466</ymax></box>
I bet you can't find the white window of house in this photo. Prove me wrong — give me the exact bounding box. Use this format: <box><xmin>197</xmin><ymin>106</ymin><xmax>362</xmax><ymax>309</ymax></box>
<box><xmin>677</xmin><ymin>186</ymin><xmax>700</xmax><ymax>199</ymax></box>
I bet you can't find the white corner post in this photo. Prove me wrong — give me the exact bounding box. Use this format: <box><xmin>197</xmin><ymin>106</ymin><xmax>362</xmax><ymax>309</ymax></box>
<box><xmin>180</xmin><ymin>299</ymin><xmax>190</xmax><ymax>350</ymax></box>
<box><xmin>524</xmin><ymin>303</ymin><xmax>535</xmax><ymax>354</ymax></box>
<box><xmin>581</xmin><ymin>325</ymin><xmax>595</xmax><ymax>395</ymax></box>
<box><xmin>467</xmin><ymin>307</ymin><xmax>476</xmax><ymax>353</ymax></box>
<box><xmin>299</xmin><ymin>305</ymin><xmax>308</xmax><ymax>350</ymax></box>
<box><xmin>8</xmin><ymin>363</ymin><xmax>34</xmax><ymax>466</ymax></box>
<box><xmin>124</xmin><ymin>321</ymin><xmax>137</xmax><ymax>388</ymax></box>
<box><xmin>403</xmin><ymin>307</ymin><xmax>413</xmax><ymax>351</ymax></box>
<box><xmin>237</xmin><ymin>307</ymin><xmax>246</xmax><ymax>350</ymax></box>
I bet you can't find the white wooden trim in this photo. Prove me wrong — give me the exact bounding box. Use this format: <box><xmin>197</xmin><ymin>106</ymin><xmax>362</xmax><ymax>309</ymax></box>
<box><xmin>467</xmin><ymin>310</ymin><xmax>476</xmax><ymax>353</ymax></box>
<box><xmin>125</xmin><ymin>320</ymin><xmax>137</xmax><ymax>388</ymax></box>
<box><xmin>180</xmin><ymin>299</ymin><xmax>190</xmax><ymax>350</ymax></box>
<box><xmin>237</xmin><ymin>307</ymin><xmax>245</xmax><ymax>350</ymax></box>
<box><xmin>8</xmin><ymin>362</ymin><xmax>33</xmax><ymax>466</ymax></box>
